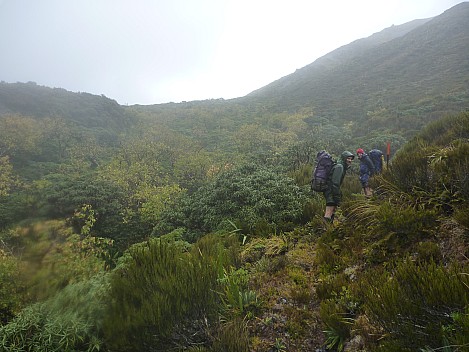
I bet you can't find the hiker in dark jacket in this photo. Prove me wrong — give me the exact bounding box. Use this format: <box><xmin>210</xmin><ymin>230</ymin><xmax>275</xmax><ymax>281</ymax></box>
<box><xmin>356</xmin><ymin>148</ymin><xmax>375</xmax><ymax>197</ymax></box>
<box><xmin>324</xmin><ymin>150</ymin><xmax>354</xmax><ymax>222</ymax></box>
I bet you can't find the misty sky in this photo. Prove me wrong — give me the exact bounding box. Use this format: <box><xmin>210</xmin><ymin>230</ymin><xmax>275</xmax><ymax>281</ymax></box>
<box><xmin>0</xmin><ymin>0</ymin><xmax>464</xmax><ymax>105</ymax></box>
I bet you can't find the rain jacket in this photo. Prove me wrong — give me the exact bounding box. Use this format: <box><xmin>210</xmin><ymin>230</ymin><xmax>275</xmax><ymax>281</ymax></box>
<box><xmin>359</xmin><ymin>153</ymin><xmax>375</xmax><ymax>187</ymax></box>
<box><xmin>324</xmin><ymin>151</ymin><xmax>354</xmax><ymax>206</ymax></box>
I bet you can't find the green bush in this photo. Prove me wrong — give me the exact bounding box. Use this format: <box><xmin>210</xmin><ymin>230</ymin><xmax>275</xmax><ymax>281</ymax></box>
<box><xmin>319</xmin><ymin>299</ymin><xmax>352</xmax><ymax>352</ymax></box>
<box><xmin>383</xmin><ymin>112</ymin><xmax>469</xmax><ymax>212</ymax></box>
<box><xmin>0</xmin><ymin>274</ymin><xmax>108</xmax><ymax>352</ymax></box>
<box><xmin>173</xmin><ymin>163</ymin><xmax>310</xmax><ymax>237</ymax></box>
<box><xmin>11</xmin><ymin>220</ymin><xmax>109</xmax><ymax>302</ymax></box>
<box><xmin>103</xmin><ymin>234</ymin><xmax>239</xmax><ymax>351</ymax></box>
<box><xmin>361</xmin><ymin>260</ymin><xmax>469</xmax><ymax>350</ymax></box>
<box><xmin>219</xmin><ymin>267</ymin><xmax>260</xmax><ymax>318</ymax></box>
<box><xmin>0</xmin><ymin>248</ymin><xmax>26</xmax><ymax>325</ymax></box>
<box><xmin>315</xmin><ymin>273</ymin><xmax>348</xmax><ymax>301</ymax></box>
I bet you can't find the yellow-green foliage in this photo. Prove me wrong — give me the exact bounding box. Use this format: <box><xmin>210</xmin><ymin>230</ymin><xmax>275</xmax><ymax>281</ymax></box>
<box><xmin>415</xmin><ymin>241</ymin><xmax>442</xmax><ymax>263</ymax></box>
<box><xmin>6</xmin><ymin>220</ymin><xmax>111</xmax><ymax>302</ymax></box>
<box><xmin>453</xmin><ymin>204</ymin><xmax>469</xmax><ymax>228</ymax></box>
<box><xmin>0</xmin><ymin>248</ymin><xmax>25</xmax><ymax>324</ymax></box>
<box><xmin>0</xmin><ymin>155</ymin><xmax>20</xmax><ymax>197</ymax></box>
<box><xmin>103</xmin><ymin>234</ymin><xmax>239</xmax><ymax>350</ymax></box>
<box><xmin>315</xmin><ymin>242</ymin><xmax>344</xmax><ymax>275</ymax></box>
<box><xmin>315</xmin><ymin>273</ymin><xmax>348</xmax><ymax>301</ymax></box>
<box><xmin>219</xmin><ymin>267</ymin><xmax>260</xmax><ymax>318</ymax></box>
<box><xmin>301</xmin><ymin>191</ymin><xmax>326</xmax><ymax>223</ymax></box>
<box><xmin>288</xmin><ymin>163</ymin><xmax>311</xmax><ymax>187</ymax></box>
<box><xmin>241</xmin><ymin>236</ymin><xmax>289</xmax><ymax>268</ymax></box>
<box><xmin>284</xmin><ymin>306</ymin><xmax>315</xmax><ymax>341</ymax></box>
<box><xmin>360</xmin><ymin>260</ymin><xmax>469</xmax><ymax>350</ymax></box>
<box><xmin>287</xmin><ymin>266</ymin><xmax>312</xmax><ymax>304</ymax></box>
<box><xmin>346</xmin><ymin>199</ymin><xmax>439</xmax><ymax>264</ymax></box>
<box><xmin>418</xmin><ymin>112</ymin><xmax>469</xmax><ymax>149</ymax></box>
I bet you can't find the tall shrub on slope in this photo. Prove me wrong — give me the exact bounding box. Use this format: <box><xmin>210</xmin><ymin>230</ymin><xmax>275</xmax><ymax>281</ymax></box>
<box><xmin>185</xmin><ymin>164</ymin><xmax>309</xmax><ymax>238</ymax></box>
<box><xmin>384</xmin><ymin>112</ymin><xmax>469</xmax><ymax>208</ymax></box>
<box><xmin>103</xmin><ymin>235</ymin><xmax>239</xmax><ymax>351</ymax></box>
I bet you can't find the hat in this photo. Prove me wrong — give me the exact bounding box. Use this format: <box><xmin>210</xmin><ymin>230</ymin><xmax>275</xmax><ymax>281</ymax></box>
<box><xmin>356</xmin><ymin>148</ymin><xmax>364</xmax><ymax>154</ymax></box>
<box><xmin>341</xmin><ymin>151</ymin><xmax>355</xmax><ymax>160</ymax></box>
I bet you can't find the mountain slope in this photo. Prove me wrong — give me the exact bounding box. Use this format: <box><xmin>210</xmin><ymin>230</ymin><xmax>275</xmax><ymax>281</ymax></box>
<box><xmin>0</xmin><ymin>82</ymin><xmax>131</xmax><ymax>130</ymax></box>
<box><xmin>1</xmin><ymin>3</ymin><xmax>467</xmax><ymax>144</ymax></box>
<box><xmin>246</xmin><ymin>2</ymin><xmax>469</xmax><ymax>124</ymax></box>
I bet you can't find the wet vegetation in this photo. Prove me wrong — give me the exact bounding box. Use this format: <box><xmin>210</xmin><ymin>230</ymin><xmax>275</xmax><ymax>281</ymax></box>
<box><xmin>1</xmin><ymin>97</ymin><xmax>468</xmax><ymax>351</ymax></box>
<box><xmin>1</xmin><ymin>5</ymin><xmax>469</xmax><ymax>349</ymax></box>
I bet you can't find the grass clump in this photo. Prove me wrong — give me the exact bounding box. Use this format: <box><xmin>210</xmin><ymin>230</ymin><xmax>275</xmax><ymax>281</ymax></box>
<box><xmin>360</xmin><ymin>259</ymin><xmax>469</xmax><ymax>350</ymax></box>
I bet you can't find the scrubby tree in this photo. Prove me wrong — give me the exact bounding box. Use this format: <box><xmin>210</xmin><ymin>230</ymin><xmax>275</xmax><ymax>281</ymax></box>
<box><xmin>175</xmin><ymin>163</ymin><xmax>309</xmax><ymax>237</ymax></box>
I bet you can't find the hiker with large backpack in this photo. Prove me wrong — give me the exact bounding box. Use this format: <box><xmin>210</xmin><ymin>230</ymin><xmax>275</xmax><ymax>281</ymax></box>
<box><xmin>311</xmin><ymin>150</ymin><xmax>355</xmax><ymax>223</ymax></box>
<box><xmin>356</xmin><ymin>148</ymin><xmax>375</xmax><ymax>197</ymax></box>
<box><xmin>368</xmin><ymin>148</ymin><xmax>384</xmax><ymax>174</ymax></box>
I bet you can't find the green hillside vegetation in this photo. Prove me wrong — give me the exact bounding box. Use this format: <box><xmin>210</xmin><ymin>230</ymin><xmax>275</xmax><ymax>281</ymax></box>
<box><xmin>0</xmin><ymin>3</ymin><xmax>469</xmax><ymax>350</ymax></box>
<box><xmin>247</xmin><ymin>2</ymin><xmax>469</xmax><ymax>135</ymax></box>
<box><xmin>0</xmin><ymin>110</ymin><xmax>467</xmax><ymax>351</ymax></box>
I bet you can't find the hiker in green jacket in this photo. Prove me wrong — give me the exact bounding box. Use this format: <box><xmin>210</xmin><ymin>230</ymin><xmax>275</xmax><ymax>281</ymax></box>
<box><xmin>323</xmin><ymin>151</ymin><xmax>355</xmax><ymax>222</ymax></box>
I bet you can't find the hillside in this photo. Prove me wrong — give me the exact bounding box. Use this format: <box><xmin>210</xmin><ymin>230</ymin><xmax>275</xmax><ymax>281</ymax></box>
<box><xmin>0</xmin><ymin>3</ymin><xmax>468</xmax><ymax>351</ymax></box>
<box><xmin>0</xmin><ymin>112</ymin><xmax>467</xmax><ymax>351</ymax></box>
<box><xmin>246</xmin><ymin>2</ymin><xmax>469</xmax><ymax>128</ymax></box>
<box><xmin>0</xmin><ymin>3</ymin><xmax>467</xmax><ymax>148</ymax></box>
<box><xmin>0</xmin><ymin>81</ymin><xmax>131</xmax><ymax>130</ymax></box>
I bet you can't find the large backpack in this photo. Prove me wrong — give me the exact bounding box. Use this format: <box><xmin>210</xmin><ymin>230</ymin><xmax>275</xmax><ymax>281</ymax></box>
<box><xmin>311</xmin><ymin>150</ymin><xmax>335</xmax><ymax>192</ymax></box>
<box><xmin>368</xmin><ymin>149</ymin><xmax>384</xmax><ymax>173</ymax></box>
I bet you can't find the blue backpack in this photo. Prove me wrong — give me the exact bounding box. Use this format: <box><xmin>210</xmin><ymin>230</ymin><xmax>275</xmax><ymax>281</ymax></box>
<box><xmin>368</xmin><ymin>149</ymin><xmax>384</xmax><ymax>173</ymax></box>
<box><xmin>311</xmin><ymin>150</ymin><xmax>335</xmax><ymax>192</ymax></box>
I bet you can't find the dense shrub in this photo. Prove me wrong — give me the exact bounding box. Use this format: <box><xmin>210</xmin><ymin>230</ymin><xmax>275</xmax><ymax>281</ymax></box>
<box><xmin>211</xmin><ymin>318</ymin><xmax>250</xmax><ymax>352</ymax></box>
<box><xmin>319</xmin><ymin>299</ymin><xmax>351</xmax><ymax>352</ymax></box>
<box><xmin>360</xmin><ymin>260</ymin><xmax>469</xmax><ymax>350</ymax></box>
<box><xmin>9</xmin><ymin>220</ymin><xmax>109</xmax><ymax>302</ymax></box>
<box><xmin>103</xmin><ymin>234</ymin><xmax>239</xmax><ymax>351</ymax></box>
<box><xmin>384</xmin><ymin>112</ymin><xmax>469</xmax><ymax>210</ymax></box>
<box><xmin>0</xmin><ymin>247</ymin><xmax>25</xmax><ymax>325</ymax></box>
<box><xmin>191</xmin><ymin>164</ymin><xmax>309</xmax><ymax>235</ymax></box>
<box><xmin>0</xmin><ymin>274</ymin><xmax>108</xmax><ymax>352</ymax></box>
<box><xmin>155</xmin><ymin>163</ymin><xmax>310</xmax><ymax>239</ymax></box>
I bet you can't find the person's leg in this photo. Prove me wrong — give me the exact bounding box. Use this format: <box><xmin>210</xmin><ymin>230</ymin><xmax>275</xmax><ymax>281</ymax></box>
<box><xmin>361</xmin><ymin>174</ymin><xmax>372</xmax><ymax>197</ymax></box>
<box><xmin>324</xmin><ymin>205</ymin><xmax>336</xmax><ymax>221</ymax></box>
<box><xmin>364</xmin><ymin>186</ymin><xmax>373</xmax><ymax>197</ymax></box>
<box><xmin>323</xmin><ymin>189</ymin><xmax>336</xmax><ymax>222</ymax></box>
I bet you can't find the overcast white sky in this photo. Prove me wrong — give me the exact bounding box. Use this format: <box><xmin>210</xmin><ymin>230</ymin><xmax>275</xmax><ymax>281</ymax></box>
<box><xmin>0</xmin><ymin>0</ymin><xmax>464</xmax><ymax>105</ymax></box>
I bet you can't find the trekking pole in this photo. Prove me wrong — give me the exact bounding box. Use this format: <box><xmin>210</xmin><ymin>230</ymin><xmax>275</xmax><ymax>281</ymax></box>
<box><xmin>386</xmin><ymin>141</ymin><xmax>391</xmax><ymax>169</ymax></box>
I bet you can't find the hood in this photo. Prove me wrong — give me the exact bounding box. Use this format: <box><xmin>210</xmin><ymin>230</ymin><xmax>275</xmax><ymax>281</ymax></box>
<box><xmin>341</xmin><ymin>150</ymin><xmax>355</xmax><ymax>162</ymax></box>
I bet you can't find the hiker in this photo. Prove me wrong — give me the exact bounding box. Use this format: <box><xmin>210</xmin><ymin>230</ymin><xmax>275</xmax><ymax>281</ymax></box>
<box><xmin>356</xmin><ymin>148</ymin><xmax>375</xmax><ymax>197</ymax></box>
<box><xmin>368</xmin><ymin>149</ymin><xmax>384</xmax><ymax>174</ymax></box>
<box><xmin>323</xmin><ymin>151</ymin><xmax>355</xmax><ymax>222</ymax></box>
